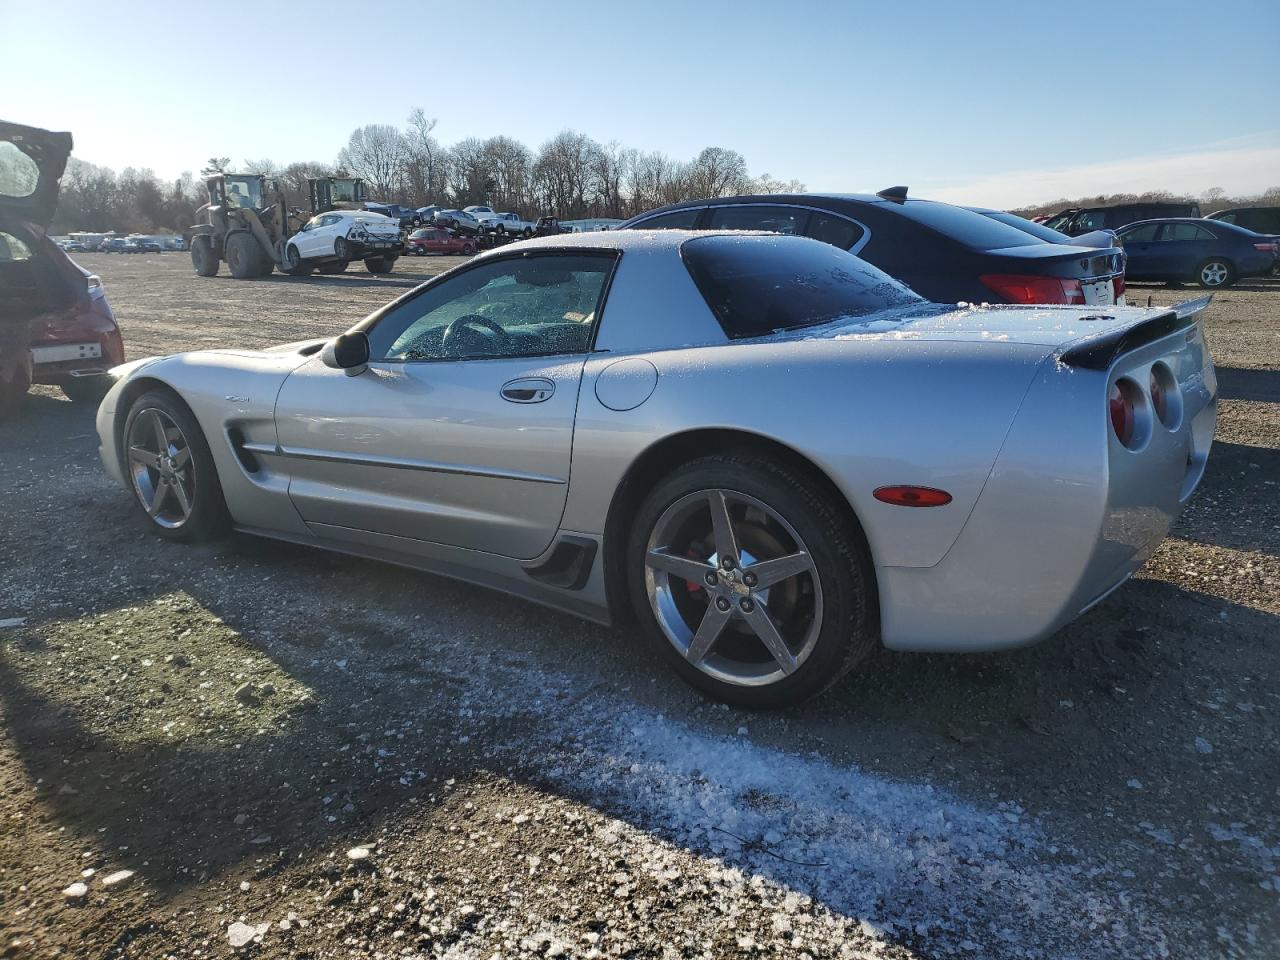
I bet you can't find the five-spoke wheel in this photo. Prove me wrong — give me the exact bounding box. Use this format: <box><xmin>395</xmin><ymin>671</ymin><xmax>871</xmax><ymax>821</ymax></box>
<box><xmin>128</xmin><ymin>406</ymin><xmax>195</xmax><ymax>529</ymax></box>
<box><xmin>644</xmin><ymin>488</ymin><xmax>823</xmax><ymax>685</ymax></box>
<box><xmin>123</xmin><ymin>391</ymin><xmax>228</xmax><ymax>541</ymax></box>
<box><xmin>630</xmin><ymin>454</ymin><xmax>876</xmax><ymax>707</ymax></box>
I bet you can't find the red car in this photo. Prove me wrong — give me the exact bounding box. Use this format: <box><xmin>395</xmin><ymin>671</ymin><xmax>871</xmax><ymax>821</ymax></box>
<box><xmin>405</xmin><ymin>227</ymin><xmax>476</xmax><ymax>256</ymax></box>
<box><xmin>0</xmin><ymin>120</ymin><xmax>124</xmax><ymax>417</ymax></box>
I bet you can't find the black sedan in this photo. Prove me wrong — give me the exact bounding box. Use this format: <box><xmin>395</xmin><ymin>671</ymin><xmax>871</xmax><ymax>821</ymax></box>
<box><xmin>617</xmin><ymin>189</ymin><xmax>1126</xmax><ymax>306</ymax></box>
<box><xmin>1115</xmin><ymin>219</ymin><xmax>1277</xmax><ymax>289</ymax></box>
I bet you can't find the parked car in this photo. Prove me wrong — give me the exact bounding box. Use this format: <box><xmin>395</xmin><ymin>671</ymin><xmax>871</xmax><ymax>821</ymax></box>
<box><xmin>416</xmin><ymin>205</ymin><xmax>443</xmax><ymax>223</ymax></box>
<box><xmin>433</xmin><ymin>209</ymin><xmax>482</xmax><ymax>235</ymax></box>
<box><xmin>62</xmin><ymin>239</ymin><xmax>86</xmax><ymax>251</ymax></box>
<box><xmin>97</xmin><ymin>230</ymin><xmax>1216</xmax><ymax>708</ymax></box>
<box><xmin>285</xmin><ymin>210</ymin><xmax>404</xmax><ymax>275</ymax></box>
<box><xmin>404</xmin><ymin>227</ymin><xmax>477</xmax><ymax>256</ymax></box>
<box><xmin>619</xmin><ymin>189</ymin><xmax>1126</xmax><ymax>305</ymax></box>
<box><xmin>463</xmin><ymin>205</ymin><xmax>496</xmax><ymax>219</ymax></box>
<box><xmin>478</xmin><ymin>212</ymin><xmax>535</xmax><ymax>236</ymax></box>
<box><xmin>1115</xmin><ymin>218</ymin><xmax>1277</xmax><ymax>288</ymax></box>
<box><xmin>364</xmin><ymin>203</ymin><xmax>419</xmax><ymax>228</ymax></box>
<box><xmin>533</xmin><ymin>216</ymin><xmax>569</xmax><ymax>237</ymax></box>
<box><xmin>1043</xmin><ymin>202</ymin><xmax>1201</xmax><ymax>237</ymax></box>
<box><xmin>104</xmin><ymin>237</ymin><xmax>133</xmax><ymax>253</ymax></box>
<box><xmin>133</xmin><ymin>238</ymin><xmax>163</xmax><ymax>253</ymax></box>
<box><xmin>1206</xmin><ymin>206</ymin><xmax>1280</xmax><ymax>234</ymax></box>
<box><xmin>0</xmin><ymin>120</ymin><xmax>125</xmax><ymax>417</ymax></box>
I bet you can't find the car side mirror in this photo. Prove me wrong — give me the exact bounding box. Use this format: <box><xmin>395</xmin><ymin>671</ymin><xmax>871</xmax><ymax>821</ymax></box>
<box><xmin>321</xmin><ymin>331</ymin><xmax>370</xmax><ymax>376</ymax></box>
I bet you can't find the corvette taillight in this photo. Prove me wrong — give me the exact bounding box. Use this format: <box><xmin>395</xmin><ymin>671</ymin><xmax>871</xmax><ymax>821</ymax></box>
<box><xmin>1110</xmin><ymin>380</ymin><xmax>1137</xmax><ymax>447</ymax></box>
<box><xmin>979</xmin><ymin>274</ymin><xmax>1084</xmax><ymax>305</ymax></box>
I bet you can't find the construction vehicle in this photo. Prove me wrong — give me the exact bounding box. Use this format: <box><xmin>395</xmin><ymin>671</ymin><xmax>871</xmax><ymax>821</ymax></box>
<box><xmin>189</xmin><ymin>174</ymin><xmax>307</xmax><ymax>279</ymax></box>
<box><xmin>308</xmin><ymin>177</ymin><xmax>366</xmax><ymax>214</ymax></box>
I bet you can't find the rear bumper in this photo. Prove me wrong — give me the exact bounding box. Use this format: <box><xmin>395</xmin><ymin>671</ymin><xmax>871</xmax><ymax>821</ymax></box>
<box><xmin>345</xmin><ymin>237</ymin><xmax>403</xmax><ymax>258</ymax></box>
<box><xmin>29</xmin><ymin>297</ymin><xmax>125</xmax><ymax>384</ymax></box>
<box><xmin>879</xmin><ymin>331</ymin><xmax>1216</xmax><ymax>653</ymax></box>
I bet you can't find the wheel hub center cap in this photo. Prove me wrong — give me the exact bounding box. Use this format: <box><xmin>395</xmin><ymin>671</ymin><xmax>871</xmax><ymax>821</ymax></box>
<box><xmin>718</xmin><ymin>569</ymin><xmax>751</xmax><ymax>598</ymax></box>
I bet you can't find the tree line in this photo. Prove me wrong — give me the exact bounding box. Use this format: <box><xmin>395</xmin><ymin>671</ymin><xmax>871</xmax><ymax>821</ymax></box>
<box><xmin>49</xmin><ymin>109</ymin><xmax>804</xmax><ymax>234</ymax></box>
<box><xmin>1012</xmin><ymin>185</ymin><xmax>1280</xmax><ymax>220</ymax></box>
<box><xmin>48</xmin><ymin>107</ymin><xmax>1278</xmax><ymax>234</ymax></box>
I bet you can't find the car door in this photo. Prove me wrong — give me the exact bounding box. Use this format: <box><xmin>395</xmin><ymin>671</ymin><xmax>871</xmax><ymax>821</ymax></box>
<box><xmin>272</xmin><ymin>250</ymin><xmax>619</xmax><ymax>560</ymax></box>
<box><xmin>1116</xmin><ymin>222</ymin><xmax>1162</xmax><ymax>277</ymax></box>
<box><xmin>1154</xmin><ymin>222</ymin><xmax>1211</xmax><ymax>277</ymax></box>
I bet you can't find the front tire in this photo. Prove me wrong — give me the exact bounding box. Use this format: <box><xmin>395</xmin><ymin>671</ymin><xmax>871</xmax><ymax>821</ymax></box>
<box><xmin>364</xmin><ymin>255</ymin><xmax>397</xmax><ymax>274</ymax></box>
<box><xmin>122</xmin><ymin>391</ymin><xmax>229</xmax><ymax>542</ymax></box>
<box><xmin>627</xmin><ymin>454</ymin><xmax>877</xmax><ymax>708</ymax></box>
<box><xmin>283</xmin><ymin>244</ymin><xmax>312</xmax><ymax>276</ymax></box>
<box><xmin>1196</xmin><ymin>258</ymin><xmax>1235</xmax><ymax>288</ymax></box>
<box><xmin>225</xmin><ymin>233</ymin><xmax>264</xmax><ymax>279</ymax></box>
<box><xmin>190</xmin><ymin>235</ymin><xmax>219</xmax><ymax>277</ymax></box>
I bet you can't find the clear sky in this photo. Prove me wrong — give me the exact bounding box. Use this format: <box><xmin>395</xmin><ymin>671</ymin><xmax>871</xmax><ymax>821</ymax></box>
<box><xmin>5</xmin><ymin>0</ymin><xmax>1278</xmax><ymax>207</ymax></box>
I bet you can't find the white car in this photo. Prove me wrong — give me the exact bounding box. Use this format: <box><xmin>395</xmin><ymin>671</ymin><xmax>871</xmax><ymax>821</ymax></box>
<box><xmin>285</xmin><ymin>210</ymin><xmax>404</xmax><ymax>275</ymax></box>
<box><xmin>477</xmin><ymin>212</ymin><xmax>535</xmax><ymax>236</ymax></box>
<box><xmin>463</xmin><ymin>205</ymin><xmax>495</xmax><ymax>218</ymax></box>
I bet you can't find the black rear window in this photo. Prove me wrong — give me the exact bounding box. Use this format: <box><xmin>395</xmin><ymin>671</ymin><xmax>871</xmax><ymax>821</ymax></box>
<box><xmin>983</xmin><ymin>211</ymin><xmax>1071</xmax><ymax>243</ymax></box>
<box><xmin>682</xmin><ymin>235</ymin><xmax>923</xmax><ymax>339</ymax></box>
<box><xmin>892</xmin><ymin>200</ymin><xmax>1046</xmax><ymax>250</ymax></box>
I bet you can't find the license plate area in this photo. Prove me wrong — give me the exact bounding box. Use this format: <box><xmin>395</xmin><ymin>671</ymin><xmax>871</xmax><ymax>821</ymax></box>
<box><xmin>31</xmin><ymin>342</ymin><xmax>102</xmax><ymax>364</ymax></box>
<box><xmin>1082</xmin><ymin>279</ymin><xmax>1115</xmax><ymax>306</ymax></box>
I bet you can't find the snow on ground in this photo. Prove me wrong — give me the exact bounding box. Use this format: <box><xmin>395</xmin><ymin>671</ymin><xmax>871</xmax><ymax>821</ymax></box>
<box><xmin>409</xmin><ymin>635</ymin><xmax>1175</xmax><ymax>960</ymax></box>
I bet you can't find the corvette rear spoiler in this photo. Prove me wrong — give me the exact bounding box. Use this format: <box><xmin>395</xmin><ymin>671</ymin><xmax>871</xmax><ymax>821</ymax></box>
<box><xmin>1057</xmin><ymin>296</ymin><xmax>1212</xmax><ymax>370</ymax></box>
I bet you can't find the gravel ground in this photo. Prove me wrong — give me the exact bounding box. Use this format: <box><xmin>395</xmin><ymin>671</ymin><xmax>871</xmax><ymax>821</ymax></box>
<box><xmin>1</xmin><ymin>254</ymin><xmax>1277</xmax><ymax>959</ymax></box>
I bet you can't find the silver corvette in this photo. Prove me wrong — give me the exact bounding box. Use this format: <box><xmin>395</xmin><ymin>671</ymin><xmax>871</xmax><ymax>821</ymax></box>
<box><xmin>97</xmin><ymin>231</ymin><xmax>1217</xmax><ymax>707</ymax></box>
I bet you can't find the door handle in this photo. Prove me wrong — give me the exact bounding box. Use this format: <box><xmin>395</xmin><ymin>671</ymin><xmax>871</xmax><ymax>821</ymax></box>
<box><xmin>501</xmin><ymin>378</ymin><xmax>555</xmax><ymax>403</ymax></box>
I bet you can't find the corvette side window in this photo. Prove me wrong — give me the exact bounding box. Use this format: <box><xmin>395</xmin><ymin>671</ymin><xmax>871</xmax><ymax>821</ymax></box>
<box><xmin>366</xmin><ymin>254</ymin><xmax>617</xmax><ymax>362</ymax></box>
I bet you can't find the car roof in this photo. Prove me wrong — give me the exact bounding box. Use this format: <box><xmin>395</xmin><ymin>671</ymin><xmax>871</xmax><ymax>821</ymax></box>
<box><xmin>476</xmin><ymin>228</ymin><xmax>778</xmax><ymax>258</ymax></box>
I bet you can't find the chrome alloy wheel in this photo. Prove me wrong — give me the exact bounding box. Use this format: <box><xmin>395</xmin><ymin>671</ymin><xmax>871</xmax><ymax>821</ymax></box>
<box><xmin>644</xmin><ymin>489</ymin><xmax>823</xmax><ymax>687</ymax></box>
<box><xmin>1200</xmin><ymin>260</ymin><xmax>1229</xmax><ymax>286</ymax></box>
<box><xmin>127</xmin><ymin>407</ymin><xmax>195</xmax><ymax>529</ymax></box>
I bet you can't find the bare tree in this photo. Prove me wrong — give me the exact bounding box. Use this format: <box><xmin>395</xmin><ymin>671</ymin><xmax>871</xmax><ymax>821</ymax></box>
<box><xmin>338</xmin><ymin>125</ymin><xmax>408</xmax><ymax>200</ymax></box>
<box><xmin>532</xmin><ymin>130</ymin><xmax>598</xmax><ymax>217</ymax></box>
<box><xmin>404</xmin><ymin>108</ymin><xmax>445</xmax><ymax>206</ymax></box>
<box><xmin>446</xmin><ymin>137</ymin><xmax>493</xmax><ymax>206</ymax></box>
<box><xmin>686</xmin><ymin>147</ymin><xmax>749</xmax><ymax>198</ymax></box>
<box><xmin>746</xmin><ymin>172</ymin><xmax>806</xmax><ymax>195</ymax></box>
<box><xmin>481</xmin><ymin>136</ymin><xmax>532</xmax><ymax>212</ymax></box>
<box><xmin>200</xmin><ymin>156</ymin><xmax>230</xmax><ymax>176</ymax></box>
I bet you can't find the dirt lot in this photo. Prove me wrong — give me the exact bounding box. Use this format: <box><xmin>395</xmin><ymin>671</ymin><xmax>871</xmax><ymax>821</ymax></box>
<box><xmin>1</xmin><ymin>252</ymin><xmax>1277</xmax><ymax>959</ymax></box>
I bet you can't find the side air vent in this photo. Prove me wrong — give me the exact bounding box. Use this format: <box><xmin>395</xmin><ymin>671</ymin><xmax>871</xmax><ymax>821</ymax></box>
<box><xmin>226</xmin><ymin>426</ymin><xmax>261</xmax><ymax>473</ymax></box>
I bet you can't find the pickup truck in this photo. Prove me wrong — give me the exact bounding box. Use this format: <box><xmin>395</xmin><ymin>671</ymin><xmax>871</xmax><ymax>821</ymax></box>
<box><xmin>477</xmin><ymin>212</ymin><xmax>535</xmax><ymax>236</ymax></box>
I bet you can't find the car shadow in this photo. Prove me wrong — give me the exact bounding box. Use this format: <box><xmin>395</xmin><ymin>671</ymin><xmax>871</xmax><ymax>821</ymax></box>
<box><xmin>1214</xmin><ymin>366</ymin><xmax>1280</xmax><ymax>404</ymax></box>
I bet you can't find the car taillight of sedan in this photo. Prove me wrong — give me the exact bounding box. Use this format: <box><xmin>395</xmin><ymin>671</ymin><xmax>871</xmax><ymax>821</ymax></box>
<box><xmin>978</xmin><ymin>274</ymin><xmax>1085</xmax><ymax>305</ymax></box>
<box><xmin>1253</xmin><ymin>242</ymin><xmax>1277</xmax><ymax>253</ymax></box>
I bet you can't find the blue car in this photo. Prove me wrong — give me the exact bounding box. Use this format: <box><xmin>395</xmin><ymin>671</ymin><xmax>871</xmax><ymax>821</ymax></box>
<box><xmin>1115</xmin><ymin>218</ymin><xmax>1277</xmax><ymax>289</ymax></box>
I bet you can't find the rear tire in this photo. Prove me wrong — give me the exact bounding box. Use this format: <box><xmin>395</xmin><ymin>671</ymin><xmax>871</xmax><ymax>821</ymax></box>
<box><xmin>1196</xmin><ymin>258</ymin><xmax>1235</xmax><ymax>289</ymax></box>
<box><xmin>62</xmin><ymin>376</ymin><xmax>112</xmax><ymax>405</ymax></box>
<box><xmin>364</xmin><ymin>256</ymin><xmax>397</xmax><ymax>275</ymax></box>
<box><xmin>122</xmin><ymin>390</ymin><xmax>230</xmax><ymax>542</ymax></box>
<box><xmin>627</xmin><ymin>454</ymin><xmax>877</xmax><ymax>708</ymax></box>
<box><xmin>225</xmin><ymin>233</ymin><xmax>263</xmax><ymax>279</ymax></box>
<box><xmin>190</xmin><ymin>235</ymin><xmax>219</xmax><ymax>277</ymax></box>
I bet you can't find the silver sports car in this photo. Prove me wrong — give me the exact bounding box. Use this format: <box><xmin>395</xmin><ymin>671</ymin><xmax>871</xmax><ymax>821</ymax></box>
<box><xmin>96</xmin><ymin>231</ymin><xmax>1217</xmax><ymax>707</ymax></box>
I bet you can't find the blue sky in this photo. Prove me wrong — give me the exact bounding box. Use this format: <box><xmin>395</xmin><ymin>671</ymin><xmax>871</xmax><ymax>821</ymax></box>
<box><xmin>5</xmin><ymin>0</ymin><xmax>1278</xmax><ymax>206</ymax></box>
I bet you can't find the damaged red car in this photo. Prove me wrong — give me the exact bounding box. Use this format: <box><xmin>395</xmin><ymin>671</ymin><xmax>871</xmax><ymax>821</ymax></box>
<box><xmin>1</xmin><ymin>120</ymin><xmax>124</xmax><ymax>418</ymax></box>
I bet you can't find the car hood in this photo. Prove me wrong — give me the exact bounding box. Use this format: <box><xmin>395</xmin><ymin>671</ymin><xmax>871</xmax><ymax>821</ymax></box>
<box><xmin>0</xmin><ymin>120</ymin><xmax>73</xmax><ymax>234</ymax></box>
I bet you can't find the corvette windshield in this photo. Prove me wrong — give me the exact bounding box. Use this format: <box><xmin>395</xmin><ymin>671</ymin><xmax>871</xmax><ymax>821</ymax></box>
<box><xmin>681</xmin><ymin>234</ymin><xmax>925</xmax><ymax>339</ymax></box>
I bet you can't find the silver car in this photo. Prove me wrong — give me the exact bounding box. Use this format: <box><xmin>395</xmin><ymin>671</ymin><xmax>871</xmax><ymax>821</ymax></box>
<box><xmin>96</xmin><ymin>231</ymin><xmax>1217</xmax><ymax>707</ymax></box>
